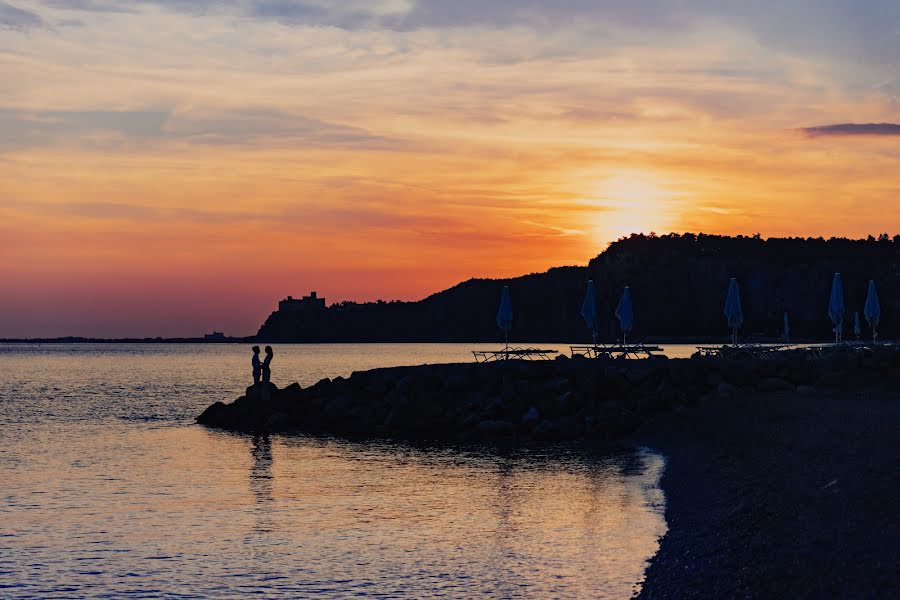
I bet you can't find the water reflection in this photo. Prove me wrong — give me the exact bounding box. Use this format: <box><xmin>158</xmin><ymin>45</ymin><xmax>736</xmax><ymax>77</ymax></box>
<box><xmin>261</xmin><ymin>436</ymin><xmax>666</xmax><ymax>598</ymax></box>
<box><xmin>1</xmin><ymin>344</ymin><xmax>669</xmax><ymax>599</ymax></box>
<box><xmin>250</xmin><ymin>434</ymin><xmax>274</xmax><ymax>505</ymax></box>
<box><xmin>250</xmin><ymin>434</ymin><xmax>274</xmax><ymax>541</ymax></box>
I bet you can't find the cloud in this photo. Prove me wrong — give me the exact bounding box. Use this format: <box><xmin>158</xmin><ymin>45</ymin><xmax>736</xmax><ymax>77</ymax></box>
<box><xmin>0</xmin><ymin>107</ymin><xmax>405</xmax><ymax>150</ymax></box>
<box><xmin>42</xmin><ymin>0</ymin><xmax>137</xmax><ymax>13</ymax></box>
<box><xmin>798</xmin><ymin>123</ymin><xmax>900</xmax><ymax>138</ymax></box>
<box><xmin>0</xmin><ymin>1</ymin><xmax>45</xmax><ymax>29</ymax></box>
<box><xmin>164</xmin><ymin>107</ymin><xmax>402</xmax><ymax>148</ymax></box>
<box><xmin>0</xmin><ymin>109</ymin><xmax>169</xmax><ymax>148</ymax></box>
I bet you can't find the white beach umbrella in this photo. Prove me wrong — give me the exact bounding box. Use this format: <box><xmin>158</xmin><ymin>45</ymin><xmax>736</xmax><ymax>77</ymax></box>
<box><xmin>827</xmin><ymin>273</ymin><xmax>844</xmax><ymax>343</ymax></box>
<box><xmin>724</xmin><ymin>278</ymin><xmax>743</xmax><ymax>346</ymax></box>
<box><xmin>581</xmin><ymin>280</ymin><xmax>598</xmax><ymax>344</ymax></box>
<box><xmin>615</xmin><ymin>286</ymin><xmax>634</xmax><ymax>346</ymax></box>
<box><xmin>864</xmin><ymin>280</ymin><xmax>880</xmax><ymax>342</ymax></box>
<box><xmin>496</xmin><ymin>286</ymin><xmax>513</xmax><ymax>347</ymax></box>
<box><xmin>854</xmin><ymin>312</ymin><xmax>862</xmax><ymax>340</ymax></box>
<box><xmin>784</xmin><ymin>312</ymin><xmax>790</xmax><ymax>343</ymax></box>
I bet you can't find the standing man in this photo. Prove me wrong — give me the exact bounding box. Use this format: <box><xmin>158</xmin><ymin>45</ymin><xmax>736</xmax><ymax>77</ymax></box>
<box><xmin>251</xmin><ymin>346</ymin><xmax>262</xmax><ymax>393</ymax></box>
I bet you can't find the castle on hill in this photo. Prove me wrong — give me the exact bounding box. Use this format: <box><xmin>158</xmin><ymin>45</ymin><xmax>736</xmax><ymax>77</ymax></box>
<box><xmin>278</xmin><ymin>291</ymin><xmax>326</xmax><ymax>312</ymax></box>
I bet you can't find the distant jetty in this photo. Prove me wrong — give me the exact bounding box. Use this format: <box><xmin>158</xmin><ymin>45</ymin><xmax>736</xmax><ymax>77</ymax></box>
<box><xmin>197</xmin><ymin>346</ymin><xmax>900</xmax><ymax>440</ymax></box>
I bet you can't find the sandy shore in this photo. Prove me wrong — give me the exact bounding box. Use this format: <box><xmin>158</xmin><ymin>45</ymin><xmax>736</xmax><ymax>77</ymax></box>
<box><xmin>632</xmin><ymin>382</ymin><xmax>900</xmax><ymax>598</ymax></box>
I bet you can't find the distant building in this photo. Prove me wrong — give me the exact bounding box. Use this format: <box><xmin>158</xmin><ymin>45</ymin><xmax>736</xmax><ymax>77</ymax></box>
<box><xmin>204</xmin><ymin>331</ymin><xmax>226</xmax><ymax>340</ymax></box>
<box><xmin>279</xmin><ymin>291</ymin><xmax>327</xmax><ymax>312</ymax></box>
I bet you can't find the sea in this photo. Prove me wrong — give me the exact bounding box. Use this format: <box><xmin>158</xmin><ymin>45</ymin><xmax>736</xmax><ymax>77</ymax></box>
<box><xmin>0</xmin><ymin>343</ymin><xmax>697</xmax><ymax>599</ymax></box>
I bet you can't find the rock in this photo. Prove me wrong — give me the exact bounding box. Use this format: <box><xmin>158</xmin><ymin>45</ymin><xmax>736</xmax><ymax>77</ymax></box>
<box><xmin>722</xmin><ymin>360</ymin><xmax>756</xmax><ymax>387</ymax></box>
<box><xmin>282</xmin><ymin>382</ymin><xmax>302</xmax><ymax>396</ymax></box>
<box><xmin>385</xmin><ymin>406</ymin><xmax>411</xmax><ymax>429</ymax></box>
<box><xmin>477</xmin><ymin>419</ymin><xmax>516</xmax><ymax>437</ymax></box>
<box><xmin>533</xmin><ymin>417</ymin><xmax>582</xmax><ymax>440</ymax></box>
<box><xmin>817</xmin><ymin>371</ymin><xmax>848</xmax><ymax>389</ymax></box>
<box><xmin>626</xmin><ymin>367</ymin><xmax>650</xmax><ymax>385</ymax></box>
<box><xmin>197</xmin><ymin>348</ymin><xmax>900</xmax><ymax>441</ymax></box>
<box><xmin>706</xmin><ymin>371</ymin><xmax>724</xmax><ymax>387</ymax></box>
<box><xmin>521</xmin><ymin>405</ymin><xmax>540</xmax><ymax>425</ymax></box>
<box><xmin>717</xmin><ymin>381</ymin><xmax>738</xmax><ymax>396</ymax></box>
<box><xmin>324</xmin><ymin>395</ymin><xmax>353</xmax><ymax>419</ymax></box>
<box><xmin>556</xmin><ymin>391</ymin><xmax>575</xmax><ymax>415</ymax></box>
<box><xmin>445</xmin><ymin>370</ymin><xmax>470</xmax><ymax>391</ymax></box>
<box><xmin>197</xmin><ymin>401</ymin><xmax>227</xmax><ymax>425</ymax></box>
<box><xmin>757</xmin><ymin>377</ymin><xmax>794</xmax><ymax>392</ymax></box>
<box><xmin>264</xmin><ymin>412</ymin><xmax>290</xmax><ymax>430</ymax></box>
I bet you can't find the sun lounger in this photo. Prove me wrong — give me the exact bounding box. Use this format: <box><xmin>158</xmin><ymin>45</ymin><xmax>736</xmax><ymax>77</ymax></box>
<box><xmin>569</xmin><ymin>344</ymin><xmax>662</xmax><ymax>359</ymax></box>
<box><xmin>472</xmin><ymin>347</ymin><xmax>559</xmax><ymax>362</ymax></box>
<box><xmin>695</xmin><ymin>344</ymin><xmax>794</xmax><ymax>359</ymax></box>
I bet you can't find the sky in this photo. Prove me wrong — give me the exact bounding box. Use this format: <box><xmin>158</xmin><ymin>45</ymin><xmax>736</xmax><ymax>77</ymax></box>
<box><xmin>1</xmin><ymin>0</ymin><xmax>898</xmax><ymax>337</ymax></box>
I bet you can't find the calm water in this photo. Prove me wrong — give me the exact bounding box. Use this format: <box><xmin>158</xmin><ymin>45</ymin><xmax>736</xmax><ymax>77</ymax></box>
<box><xmin>0</xmin><ymin>344</ymin><xmax>670</xmax><ymax>598</ymax></box>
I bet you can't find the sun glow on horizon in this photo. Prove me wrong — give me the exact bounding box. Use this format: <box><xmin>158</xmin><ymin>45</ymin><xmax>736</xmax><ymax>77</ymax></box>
<box><xmin>584</xmin><ymin>172</ymin><xmax>681</xmax><ymax>242</ymax></box>
<box><xmin>1</xmin><ymin>0</ymin><xmax>898</xmax><ymax>337</ymax></box>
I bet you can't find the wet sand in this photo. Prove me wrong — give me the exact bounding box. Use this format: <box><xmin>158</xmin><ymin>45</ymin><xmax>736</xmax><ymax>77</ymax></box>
<box><xmin>633</xmin><ymin>382</ymin><xmax>900</xmax><ymax>599</ymax></box>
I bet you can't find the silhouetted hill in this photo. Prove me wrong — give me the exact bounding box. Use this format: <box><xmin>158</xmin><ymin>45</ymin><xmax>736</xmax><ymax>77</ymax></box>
<box><xmin>257</xmin><ymin>233</ymin><xmax>900</xmax><ymax>343</ymax></box>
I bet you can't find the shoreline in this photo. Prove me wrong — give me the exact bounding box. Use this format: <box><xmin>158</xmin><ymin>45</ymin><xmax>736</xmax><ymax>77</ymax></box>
<box><xmin>192</xmin><ymin>347</ymin><xmax>900</xmax><ymax>596</ymax></box>
<box><xmin>632</xmin><ymin>384</ymin><xmax>900</xmax><ymax>598</ymax></box>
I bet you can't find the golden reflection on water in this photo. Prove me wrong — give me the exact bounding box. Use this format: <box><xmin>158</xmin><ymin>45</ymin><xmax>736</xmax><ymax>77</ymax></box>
<box><xmin>2</xmin><ymin>422</ymin><xmax>665</xmax><ymax>598</ymax></box>
<box><xmin>1</xmin><ymin>344</ymin><xmax>667</xmax><ymax>598</ymax></box>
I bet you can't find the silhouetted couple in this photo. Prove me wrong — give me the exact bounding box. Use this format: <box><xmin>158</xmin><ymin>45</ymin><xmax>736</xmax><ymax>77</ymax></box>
<box><xmin>252</xmin><ymin>346</ymin><xmax>273</xmax><ymax>400</ymax></box>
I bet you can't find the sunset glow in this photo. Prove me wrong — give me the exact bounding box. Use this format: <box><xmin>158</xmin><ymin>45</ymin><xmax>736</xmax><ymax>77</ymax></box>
<box><xmin>1</xmin><ymin>1</ymin><xmax>898</xmax><ymax>337</ymax></box>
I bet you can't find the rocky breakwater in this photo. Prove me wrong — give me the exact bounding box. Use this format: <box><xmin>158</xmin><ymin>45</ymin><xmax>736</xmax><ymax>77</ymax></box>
<box><xmin>197</xmin><ymin>346</ymin><xmax>900</xmax><ymax>441</ymax></box>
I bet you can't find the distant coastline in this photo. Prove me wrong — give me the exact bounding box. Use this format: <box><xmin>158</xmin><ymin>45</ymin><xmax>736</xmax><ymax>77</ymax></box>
<box><xmin>255</xmin><ymin>234</ymin><xmax>900</xmax><ymax>344</ymax></box>
<box><xmin>6</xmin><ymin>234</ymin><xmax>897</xmax><ymax>344</ymax></box>
<box><xmin>0</xmin><ymin>336</ymin><xmax>815</xmax><ymax>345</ymax></box>
<box><xmin>0</xmin><ymin>336</ymin><xmax>255</xmax><ymax>344</ymax></box>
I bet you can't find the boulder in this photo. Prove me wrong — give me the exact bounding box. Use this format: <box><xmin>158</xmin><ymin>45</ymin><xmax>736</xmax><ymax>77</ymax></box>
<box><xmin>756</xmin><ymin>377</ymin><xmax>794</xmax><ymax>393</ymax></box>
<box><xmin>717</xmin><ymin>381</ymin><xmax>738</xmax><ymax>396</ymax></box>
<box><xmin>324</xmin><ymin>395</ymin><xmax>353</xmax><ymax>419</ymax></box>
<box><xmin>197</xmin><ymin>401</ymin><xmax>227</xmax><ymax>426</ymax></box>
<box><xmin>477</xmin><ymin>419</ymin><xmax>516</xmax><ymax>437</ymax></box>
<box><xmin>521</xmin><ymin>405</ymin><xmax>540</xmax><ymax>426</ymax></box>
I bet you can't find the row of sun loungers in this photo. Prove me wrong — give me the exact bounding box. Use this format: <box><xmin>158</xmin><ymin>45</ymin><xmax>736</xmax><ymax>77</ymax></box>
<box><xmin>569</xmin><ymin>344</ymin><xmax>663</xmax><ymax>359</ymax></box>
<box><xmin>472</xmin><ymin>347</ymin><xmax>559</xmax><ymax>362</ymax></box>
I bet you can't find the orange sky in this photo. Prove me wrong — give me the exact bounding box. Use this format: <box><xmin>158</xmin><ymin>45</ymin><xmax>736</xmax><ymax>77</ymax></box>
<box><xmin>1</xmin><ymin>1</ymin><xmax>898</xmax><ymax>337</ymax></box>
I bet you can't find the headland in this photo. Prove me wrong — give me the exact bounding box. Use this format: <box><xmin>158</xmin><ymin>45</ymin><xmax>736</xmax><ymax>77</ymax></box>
<box><xmin>197</xmin><ymin>346</ymin><xmax>899</xmax><ymax>441</ymax></box>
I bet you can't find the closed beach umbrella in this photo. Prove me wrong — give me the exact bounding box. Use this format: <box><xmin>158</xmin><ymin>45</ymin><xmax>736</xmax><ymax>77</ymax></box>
<box><xmin>854</xmin><ymin>312</ymin><xmax>861</xmax><ymax>340</ymax></box>
<box><xmin>828</xmin><ymin>273</ymin><xmax>844</xmax><ymax>343</ymax></box>
<box><xmin>615</xmin><ymin>286</ymin><xmax>634</xmax><ymax>346</ymax></box>
<box><xmin>864</xmin><ymin>280</ymin><xmax>880</xmax><ymax>341</ymax></box>
<box><xmin>581</xmin><ymin>280</ymin><xmax>598</xmax><ymax>344</ymax></box>
<box><xmin>496</xmin><ymin>286</ymin><xmax>513</xmax><ymax>346</ymax></box>
<box><xmin>784</xmin><ymin>312</ymin><xmax>790</xmax><ymax>343</ymax></box>
<box><xmin>724</xmin><ymin>278</ymin><xmax>743</xmax><ymax>346</ymax></box>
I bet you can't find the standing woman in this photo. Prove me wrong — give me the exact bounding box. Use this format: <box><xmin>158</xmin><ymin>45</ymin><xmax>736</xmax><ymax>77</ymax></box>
<box><xmin>261</xmin><ymin>346</ymin><xmax>274</xmax><ymax>400</ymax></box>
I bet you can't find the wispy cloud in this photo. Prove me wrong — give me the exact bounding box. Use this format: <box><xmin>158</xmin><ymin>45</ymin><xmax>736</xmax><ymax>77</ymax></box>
<box><xmin>0</xmin><ymin>1</ymin><xmax>45</xmax><ymax>29</ymax></box>
<box><xmin>0</xmin><ymin>107</ymin><xmax>406</xmax><ymax>150</ymax></box>
<box><xmin>798</xmin><ymin>123</ymin><xmax>900</xmax><ymax>138</ymax></box>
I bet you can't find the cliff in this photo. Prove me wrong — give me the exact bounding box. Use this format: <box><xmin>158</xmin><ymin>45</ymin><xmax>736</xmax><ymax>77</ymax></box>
<box><xmin>257</xmin><ymin>233</ymin><xmax>900</xmax><ymax>343</ymax></box>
